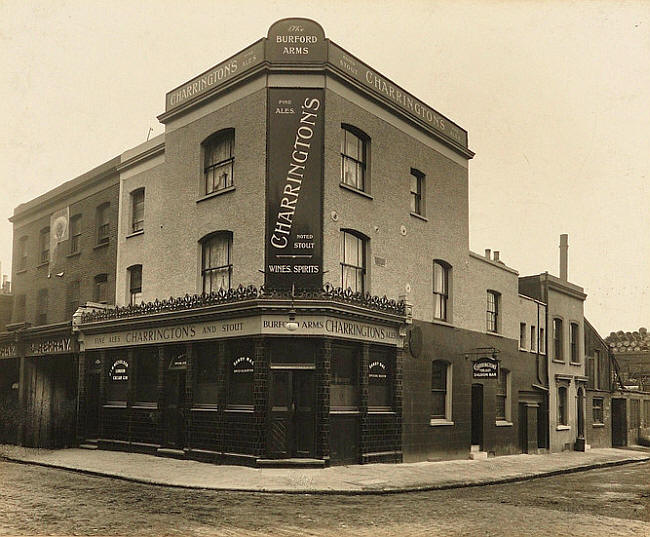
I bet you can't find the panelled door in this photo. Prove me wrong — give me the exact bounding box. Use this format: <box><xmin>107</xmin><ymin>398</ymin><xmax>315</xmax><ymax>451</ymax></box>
<box><xmin>269</xmin><ymin>369</ymin><xmax>315</xmax><ymax>458</ymax></box>
<box><xmin>164</xmin><ymin>370</ymin><xmax>186</xmax><ymax>448</ymax></box>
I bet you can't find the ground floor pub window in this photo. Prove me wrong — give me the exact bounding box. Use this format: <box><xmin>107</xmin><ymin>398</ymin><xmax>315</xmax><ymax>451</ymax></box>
<box><xmin>331</xmin><ymin>345</ymin><xmax>359</xmax><ymax>410</ymax></box>
<box><xmin>134</xmin><ymin>348</ymin><xmax>158</xmax><ymax>405</ymax></box>
<box><xmin>107</xmin><ymin>353</ymin><xmax>129</xmax><ymax>405</ymax></box>
<box><xmin>228</xmin><ymin>342</ymin><xmax>254</xmax><ymax>408</ymax></box>
<box><xmin>368</xmin><ymin>349</ymin><xmax>392</xmax><ymax>410</ymax></box>
<box><xmin>431</xmin><ymin>360</ymin><xmax>451</xmax><ymax>421</ymax></box>
<box><xmin>194</xmin><ymin>343</ymin><xmax>219</xmax><ymax>407</ymax></box>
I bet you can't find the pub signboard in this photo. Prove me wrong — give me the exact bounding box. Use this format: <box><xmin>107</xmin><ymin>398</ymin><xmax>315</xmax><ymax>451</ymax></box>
<box><xmin>265</xmin><ymin>87</ymin><xmax>324</xmax><ymax>290</ymax></box>
<box><xmin>473</xmin><ymin>356</ymin><xmax>499</xmax><ymax>379</ymax></box>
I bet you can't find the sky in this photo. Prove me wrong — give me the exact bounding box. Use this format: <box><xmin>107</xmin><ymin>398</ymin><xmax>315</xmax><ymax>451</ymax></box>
<box><xmin>0</xmin><ymin>0</ymin><xmax>648</xmax><ymax>337</ymax></box>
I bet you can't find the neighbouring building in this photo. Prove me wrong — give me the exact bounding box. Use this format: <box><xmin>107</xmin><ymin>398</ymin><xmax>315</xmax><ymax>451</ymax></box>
<box><xmin>519</xmin><ymin>235</ymin><xmax>588</xmax><ymax>452</ymax></box>
<box><xmin>1</xmin><ymin>159</ymin><xmax>120</xmax><ymax>447</ymax></box>
<box><xmin>4</xmin><ymin>17</ymin><xmax>612</xmax><ymax>465</ymax></box>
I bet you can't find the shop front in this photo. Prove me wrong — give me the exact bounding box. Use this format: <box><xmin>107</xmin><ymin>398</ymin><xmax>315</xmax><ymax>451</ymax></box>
<box><xmin>77</xmin><ymin>289</ymin><xmax>407</xmax><ymax>466</ymax></box>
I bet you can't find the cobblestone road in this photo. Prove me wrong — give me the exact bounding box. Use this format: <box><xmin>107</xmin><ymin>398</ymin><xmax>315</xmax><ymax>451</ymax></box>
<box><xmin>1</xmin><ymin>460</ymin><xmax>649</xmax><ymax>536</ymax></box>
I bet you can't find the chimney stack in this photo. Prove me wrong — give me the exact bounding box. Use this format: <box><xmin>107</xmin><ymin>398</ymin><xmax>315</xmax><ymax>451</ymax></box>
<box><xmin>485</xmin><ymin>249</ymin><xmax>491</xmax><ymax>260</ymax></box>
<box><xmin>559</xmin><ymin>234</ymin><xmax>568</xmax><ymax>281</ymax></box>
<box><xmin>493</xmin><ymin>251</ymin><xmax>500</xmax><ymax>262</ymax></box>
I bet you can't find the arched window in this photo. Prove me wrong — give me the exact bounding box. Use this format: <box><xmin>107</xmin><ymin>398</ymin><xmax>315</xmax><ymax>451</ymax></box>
<box><xmin>340</xmin><ymin>125</ymin><xmax>368</xmax><ymax>192</ymax></box>
<box><xmin>431</xmin><ymin>360</ymin><xmax>452</xmax><ymax>422</ymax></box>
<box><xmin>200</xmin><ymin>231</ymin><xmax>232</xmax><ymax>294</ymax></box>
<box><xmin>496</xmin><ymin>368</ymin><xmax>511</xmax><ymax>423</ymax></box>
<box><xmin>203</xmin><ymin>130</ymin><xmax>234</xmax><ymax>195</ymax></box>
<box><xmin>433</xmin><ymin>261</ymin><xmax>450</xmax><ymax>321</ymax></box>
<box><xmin>340</xmin><ymin>230</ymin><xmax>367</xmax><ymax>293</ymax></box>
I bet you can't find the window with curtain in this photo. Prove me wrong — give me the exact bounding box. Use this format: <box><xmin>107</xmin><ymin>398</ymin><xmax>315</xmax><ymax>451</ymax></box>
<box><xmin>204</xmin><ymin>130</ymin><xmax>234</xmax><ymax>195</ymax></box>
<box><xmin>433</xmin><ymin>261</ymin><xmax>449</xmax><ymax>321</ymax></box>
<box><xmin>486</xmin><ymin>290</ymin><xmax>500</xmax><ymax>333</ymax></box>
<box><xmin>340</xmin><ymin>126</ymin><xmax>368</xmax><ymax>191</ymax></box>
<box><xmin>340</xmin><ymin>230</ymin><xmax>366</xmax><ymax>293</ymax></box>
<box><xmin>201</xmin><ymin>232</ymin><xmax>232</xmax><ymax>294</ymax></box>
<box><xmin>128</xmin><ymin>265</ymin><xmax>142</xmax><ymax>305</ymax></box>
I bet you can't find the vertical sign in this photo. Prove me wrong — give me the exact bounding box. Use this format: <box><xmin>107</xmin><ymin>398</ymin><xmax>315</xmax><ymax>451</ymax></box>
<box><xmin>266</xmin><ymin>88</ymin><xmax>324</xmax><ymax>290</ymax></box>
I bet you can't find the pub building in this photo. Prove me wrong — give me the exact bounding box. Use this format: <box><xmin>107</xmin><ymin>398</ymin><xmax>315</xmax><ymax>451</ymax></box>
<box><xmin>4</xmin><ymin>17</ymin><xmax>562</xmax><ymax>464</ymax></box>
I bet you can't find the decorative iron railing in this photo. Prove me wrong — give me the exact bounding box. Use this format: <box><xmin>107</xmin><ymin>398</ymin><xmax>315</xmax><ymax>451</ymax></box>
<box><xmin>80</xmin><ymin>283</ymin><xmax>406</xmax><ymax>323</ymax></box>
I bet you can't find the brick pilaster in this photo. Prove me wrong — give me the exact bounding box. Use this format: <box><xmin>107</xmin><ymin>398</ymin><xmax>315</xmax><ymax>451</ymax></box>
<box><xmin>316</xmin><ymin>338</ymin><xmax>331</xmax><ymax>459</ymax></box>
<box><xmin>253</xmin><ymin>337</ymin><xmax>268</xmax><ymax>458</ymax></box>
<box><xmin>157</xmin><ymin>345</ymin><xmax>166</xmax><ymax>446</ymax></box>
<box><xmin>359</xmin><ymin>342</ymin><xmax>370</xmax><ymax>458</ymax></box>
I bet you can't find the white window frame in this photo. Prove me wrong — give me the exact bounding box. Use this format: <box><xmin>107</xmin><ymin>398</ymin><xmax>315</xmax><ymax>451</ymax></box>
<box><xmin>430</xmin><ymin>361</ymin><xmax>453</xmax><ymax>426</ymax></box>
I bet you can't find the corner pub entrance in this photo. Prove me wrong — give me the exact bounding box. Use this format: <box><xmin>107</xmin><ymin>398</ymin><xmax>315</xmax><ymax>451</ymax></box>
<box><xmin>76</xmin><ymin>288</ymin><xmax>407</xmax><ymax>466</ymax></box>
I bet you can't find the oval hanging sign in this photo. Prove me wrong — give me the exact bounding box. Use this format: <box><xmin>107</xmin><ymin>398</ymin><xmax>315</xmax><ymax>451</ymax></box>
<box><xmin>473</xmin><ymin>357</ymin><xmax>499</xmax><ymax>379</ymax></box>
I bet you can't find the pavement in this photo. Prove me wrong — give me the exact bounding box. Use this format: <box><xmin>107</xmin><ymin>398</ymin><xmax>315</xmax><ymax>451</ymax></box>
<box><xmin>1</xmin><ymin>444</ymin><xmax>648</xmax><ymax>494</ymax></box>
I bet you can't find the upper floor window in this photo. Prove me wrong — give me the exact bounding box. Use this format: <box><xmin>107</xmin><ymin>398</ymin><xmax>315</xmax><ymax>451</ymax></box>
<box><xmin>69</xmin><ymin>215</ymin><xmax>82</xmax><ymax>254</ymax></box>
<box><xmin>130</xmin><ymin>188</ymin><xmax>145</xmax><ymax>233</ymax></box>
<box><xmin>39</xmin><ymin>227</ymin><xmax>50</xmax><ymax>264</ymax></box>
<box><xmin>496</xmin><ymin>368</ymin><xmax>511</xmax><ymax>422</ymax></box>
<box><xmin>96</xmin><ymin>203</ymin><xmax>110</xmax><ymax>245</ymax></box>
<box><xmin>519</xmin><ymin>322</ymin><xmax>527</xmax><ymax>349</ymax></box>
<box><xmin>204</xmin><ymin>130</ymin><xmax>234</xmax><ymax>195</ymax></box>
<box><xmin>570</xmin><ymin>322</ymin><xmax>579</xmax><ymax>363</ymax></box>
<box><xmin>66</xmin><ymin>280</ymin><xmax>80</xmax><ymax>319</ymax></box>
<box><xmin>94</xmin><ymin>273</ymin><xmax>108</xmax><ymax>303</ymax></box>
<box><xmin>17</xmin><ymin>236</ymin><xmax>28</xmax><ymax>270</ymax></box>
<box><xmin>530</xmin><ymin>325</ymin><xmax>537</xmax><ymax>351</ymax></box>
<box><xmin>553</xmin><ymin>318</ymin><xmax>564</xmax><ymax>361</ymax></box>
<box><xmin>128</xmin><ymin>265</ymin><xmax>143</xmax><ymax>305</ymax></box>
<box><xmin>340</xmin><ymin>230</ymin><xmax>366</xmax><ymax>293</ymax></box>
<box><xmin>201</xmin><ymin>232</ymin><xmax>232</xmax><ymax>294</ymax></box>
<box><xmin>410</xmin><ymin>169</ymin><xmax>425</xmax><ymax>216</ymax></box>
<box><xmin>431</xmin><ymin>360</ymin><xmax>452</xmax><ymax>422</ymax></box>
<box><xmin>433</xmin><ymin>261</ymin><xmax>450</xmax><ymax>321</ymax></box>
<box><xmin>14</xmin><ymin>294</ymin><xmax>26</xmax><ymax>322</ymax></box>
<box><xmin>340</xmin><ymin>125</ymin><xmax>367</xmax><ymax>191</ymax></box>
<box><xmin>37</xmin><ymin>289</ymin><xmax>48</xmax><ymax>325</ymax></box>
<box><xmin>486</xmin><ymin>290</ymin><xmax>500</xmax><ymax>333</ymax></box>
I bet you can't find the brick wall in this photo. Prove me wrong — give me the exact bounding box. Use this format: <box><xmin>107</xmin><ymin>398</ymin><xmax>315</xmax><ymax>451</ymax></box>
<box><xmin>11</xmin><ymin>177</ymin><xmax>119</xmax><ymax>326</ymax></box>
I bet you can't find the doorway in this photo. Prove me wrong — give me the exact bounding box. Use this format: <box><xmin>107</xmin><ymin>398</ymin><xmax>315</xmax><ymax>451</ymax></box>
<box><xmin>164</xmin><ymin>370</ymin><xmax>186</xmax><ymax>448</ymax></box>
<box><xmin>577</xmin><ymin>387</ymin><xmax>585</xmax><ymax>439</ymax></box>
<box><xmin>269</xmin><ymin>369</ymin><xmax>315</xmax><ymax>458</ymax></box>
<box><xmin>612</xmin><ymin>398</ymin><xmax>627</xmax><ymax>447</ymax></box>
<box><xmin>85</xmin><ymin>371</ymin><xmax>101</xmax><ymax>440</ymax></box>
<box><xmin>471</xmin><ymin>383</ymin><xmax>484</xmax><ymax>448</ymax></box>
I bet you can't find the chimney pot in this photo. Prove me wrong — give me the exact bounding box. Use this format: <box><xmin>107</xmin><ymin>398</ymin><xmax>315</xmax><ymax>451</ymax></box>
<box><xmin>493</xmin><ymin>251</ymin><xmax>500</xmax><ymax>262</ymax></box>
<box><xmin>485</xmin><ymin>248</ymin><xmax>491</xmax><ymax>260</ymax></box>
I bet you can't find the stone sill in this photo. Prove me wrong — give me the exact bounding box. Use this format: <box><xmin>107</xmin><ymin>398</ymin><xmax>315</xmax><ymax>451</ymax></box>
<box><xmin>409</xmin><ymin>211</ymin><xmax>428</xmax><ymax>222</ymax></box>
<box><xmin>339</xmin><ymin>182</ymin><xmax>373</xmax><ymax>199</ymax></box>
<box><xmin>430</xmin><ymin>419</ymin><xmax>454</xmax><ymax>426</ymax></box>
<box><xmin>66</xmin><ymin>251</ymin><xmax>81</xmax><ymax>259</ymax></box>
<box><xmin>93</xmin><ymin>242</ymin><xmax>109</xmax><ymax>251</ymax></box>
<box><xmin>496</xmin><ymin>420</ymin><xmax>513</xmax><ymax>427</ymax></box>
<box><xmin>556</xmin><ymin>425</ymin><xmax>571</xmax><ymax>431</ymax></box>
<box><xmin>592</xmin><ymin>423</ymin><xmax>605</xmax><ymax>428</ymax></box>
<box><xmin>433</xmin><ymin>319</ymin><xmax>454</xmax><ymax>328</ymax></box>
<box><xmin>126</xmin><ymin>230</ymin><xmax>144</xmax><ymax>239</ymax></box>
<box><xmin>196</xmin><ymin>186</ymin><xmax>236</xmax><ymax>203</ymax></box>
